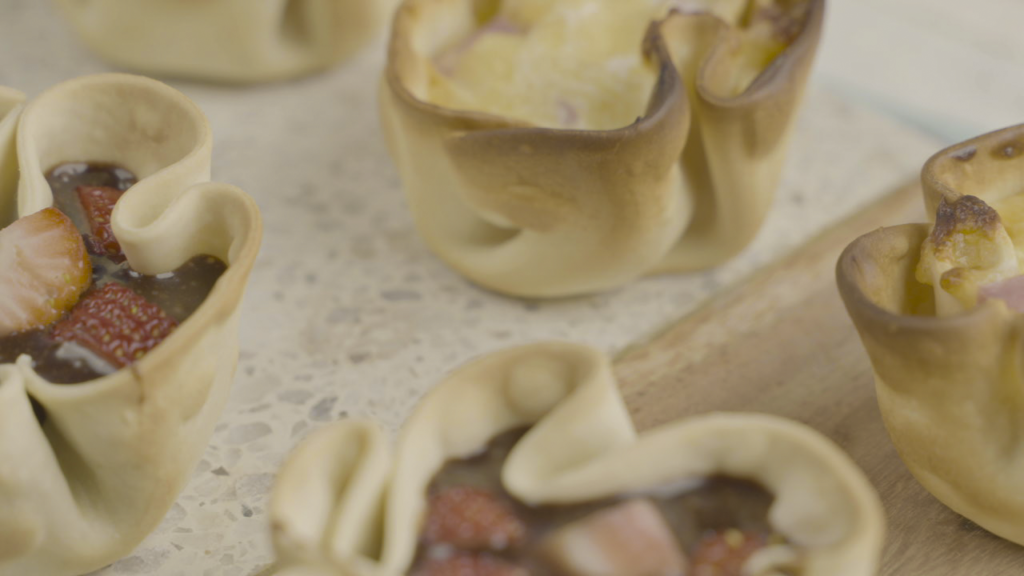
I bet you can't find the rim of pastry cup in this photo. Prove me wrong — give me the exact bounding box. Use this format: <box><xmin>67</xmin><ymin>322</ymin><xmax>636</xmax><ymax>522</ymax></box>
<box><xmin>6</xmin><ymin>73</ymin><xmax>262</xmax><ymax>399</ymax></box>
<box><xmin>385</xmin><ymin>0</ymin><xmax>825</xmax><ymax>136</ymax></box>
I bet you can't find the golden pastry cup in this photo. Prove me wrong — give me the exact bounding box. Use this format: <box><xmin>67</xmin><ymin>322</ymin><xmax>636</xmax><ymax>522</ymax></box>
<box><xmin>837</xmin><ymin>124</ymin><xmax>1024</xmax><ymax>546</ymax></box>
<box><xmin>0</xmin><ymin>74</ymin><xmax>262</xmax><ymax>576</ymax></box>
<box><xmin>381</xmin><ymin>0</ymin><xmax>824</xmax><ymax>297</ymax></box>
<box><xmin>269</xmin><ymin>342</ymin><xmax>884</xmax><ymax>576</ymax></box>
<box><xmin>54</xmin><ymin>0</ymin><xmax>399</xmax><ymax>83</ymax></box>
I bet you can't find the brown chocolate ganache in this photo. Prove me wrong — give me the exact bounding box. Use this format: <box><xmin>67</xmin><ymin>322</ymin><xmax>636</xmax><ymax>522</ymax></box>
<box><xmin>0</xmin><ymin>163</ymin><xmax>226</xmax><ymax>385</ymax></box>
<box><xmin>412</xmin><ymin>428</ymin><xmax>791</xmax><ymax>576</ymax></box>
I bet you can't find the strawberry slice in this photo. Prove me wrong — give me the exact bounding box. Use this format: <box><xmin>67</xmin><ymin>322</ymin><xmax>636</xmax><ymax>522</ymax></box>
<box><xmin>77</xmin><ymin>185</ymin><xmax>124</xmax><ymax>259</ymax></box>
<box><xmin>52</xmin><ymin>282</ymin><xmax>178</xmax><ymax>367</ymax></box>
<box><xmin>980</xmin><ymin>275</ymin><xmax>1024</xmax><ymax>312</ymax></box>
<box><xmin>542</xmin><ymin>499</ymin><xmax>687</xmax><ymax>576</ymax></box>
<box><xmin>413</xmin><ymin>552</ymin><xmax>528</xmax><ymax>576</ymax></box>
<box><xmin>423</xmin><ymin>486</ymin><xmax>527</xmax><ymax>551</ymax></box>
<box><xmin>0</xmin><ymin>208</ymin><xmax>91</xmax><ymax>336</ymax></box>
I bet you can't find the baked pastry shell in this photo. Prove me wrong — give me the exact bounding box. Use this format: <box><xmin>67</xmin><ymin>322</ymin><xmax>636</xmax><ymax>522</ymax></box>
<box><xmin>0</xmin><ymin>74</ymin><xmax>262</xmax><ymax>576</ymax></box>
<box><xmin>269</xmin><ymin>342</ymin><xmax>884</xmax><ymax>576</ymax></box>
<box><xmin>381</xmin><ymin>0</ymin><xmax>824</xmax><ymax>297</ymax></box>
<box><xmin>54</xmin><ymin>0</ymin><xmax>399</xmax><ymax>83</ymax></box>
<box><xmin>837</xmin><ymin>124</ymin><xmax>1024</xmax><ymax>545</ymax></box>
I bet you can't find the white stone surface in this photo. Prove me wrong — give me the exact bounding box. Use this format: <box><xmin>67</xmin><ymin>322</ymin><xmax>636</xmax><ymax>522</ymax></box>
<box><xmin>817</xmin><ymin>0</ymin><xmax>1024</xmax><ymax>142</ymax></box>
<box><xmin>0</xmin><ymin>2</ymin><xmax>945</xmax><ymax>575</ymax></box>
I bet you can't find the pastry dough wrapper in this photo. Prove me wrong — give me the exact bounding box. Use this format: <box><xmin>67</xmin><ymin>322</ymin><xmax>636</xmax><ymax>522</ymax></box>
<box><xmin>837</xmin><ymin>123</ymin><xmax>1024</xmax><ymax>546</ymax></box>
<box><xmin>54</xmin><ymin>0</ymin><xmax>400</xmax><ymax>83</ymax></box>
<box><xmin>269</xmin><ymin>342</ymin><xmax>884</xmax><ymax>576</ymax></box>
<box><xmin>381</xmin><ymin>0</ymin><xmax>824</xmax><ymax>297</ymax></box>
<box><xmin>0</xmin><ymin>74</ymin><xmax>262</xmax><ymax>576</ymax></box>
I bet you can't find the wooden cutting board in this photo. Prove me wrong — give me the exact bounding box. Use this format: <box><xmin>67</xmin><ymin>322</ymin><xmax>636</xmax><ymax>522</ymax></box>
<box><xmin>613</xmin><ymin>183</ymin><xmax>1024</xmax><ymax>575</ymax></box>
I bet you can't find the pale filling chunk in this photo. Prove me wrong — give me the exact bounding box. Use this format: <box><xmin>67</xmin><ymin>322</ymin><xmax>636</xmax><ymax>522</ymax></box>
<box><xmin>916</xmin><ymin>195</ymin><xmax>1024</xmax><ymax>316</ymax></box>
<box><xmin>542</xmin><ymin>499</ymin><xmax>687</xmax><ymax>576</ymax></box>
<box><xmin>425</xmin><ymin>0</ymin><xmax>801</xmax><ymax>130</ymax></box>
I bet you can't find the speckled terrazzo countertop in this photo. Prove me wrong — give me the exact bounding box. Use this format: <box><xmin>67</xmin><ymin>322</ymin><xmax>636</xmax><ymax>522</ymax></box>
<box><xmin>0</xmin><ymin>2</ymin><xmax>943</xmax><ymax>575</ymax></box>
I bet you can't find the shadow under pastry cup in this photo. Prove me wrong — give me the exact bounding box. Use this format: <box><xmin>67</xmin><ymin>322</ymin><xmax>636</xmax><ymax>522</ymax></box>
<box><xmin>0</xmin><ymin>74</ymin><xmax>262</xmax><ymax>576</ymax></box>
<box><xmin>54</xmin><ymin>0</ymin><xmax>400</xmax><ymax>83</ymax></box>
<box><xmin>269</xmin><ymin>342</ymin><xmax>884</xmax><ymax>576</ymax></box>
<box><xmin>837</xmin><ymin>124</ymin><xmax>1024</xmax><ymax>546</ymax></box>
<box><xmin>381</xmin><ymin>0</ymin><xmax>824</xmax><ymax>298</ymax></box>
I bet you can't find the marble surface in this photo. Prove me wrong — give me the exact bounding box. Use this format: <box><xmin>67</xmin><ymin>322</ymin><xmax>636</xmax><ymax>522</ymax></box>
<box><xmin>0</xmin><ymin>2</ymin><xmax>944</xmax><ymax>575</ymax></box>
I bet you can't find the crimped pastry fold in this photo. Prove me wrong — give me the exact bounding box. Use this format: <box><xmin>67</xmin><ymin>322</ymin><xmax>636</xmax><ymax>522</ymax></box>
<box><xmin>381</xmin><ymin>0</ymin><xmax>824</xmax><ymax>297</ymax></box>
<box><xmin>270</xmin><ymin>342</ymin><xmax>884</xmax><ymax>576</ymax></box>
<box><xmin>0</xmin><ymin>74</ymin><xmax>262</xmax><ymax>576</ymax></box>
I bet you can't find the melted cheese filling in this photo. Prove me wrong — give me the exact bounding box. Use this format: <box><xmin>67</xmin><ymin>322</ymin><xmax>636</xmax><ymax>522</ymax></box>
<box><xmin>426</xmin><ymin>0</ymin><xmax>796</xmax><ymax>130</ymax></box>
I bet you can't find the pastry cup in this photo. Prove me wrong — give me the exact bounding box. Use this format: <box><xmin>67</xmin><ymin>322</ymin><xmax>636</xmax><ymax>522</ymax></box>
<box><xmin>837</xmin><ymin>124</ymin><xmax>1024</xmax><ymax>546</ymax></box>
<box><xmin>380</xmin><ymin>0</ymin><xmax>824</xmax><ymax>297</ymax></box>
<box><xmin>269</xmin><ymin>342</ymin><xmax>884</xmax><ymax>575</ymax></box>
<box><xmin>54</xmin><ymin>0</ymin><xmax>399</xmax><ymax>83</ymax></box>
<box><xmin>0</xmin><ymin>74</ymin><xmax>262</xmax><ymax>576</ymax></box>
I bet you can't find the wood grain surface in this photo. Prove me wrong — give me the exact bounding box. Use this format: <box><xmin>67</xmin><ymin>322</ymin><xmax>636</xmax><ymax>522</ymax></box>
<box><xmin>614</xmin><ymin>183</ymin><xmax>1024</xmax><ymax>575</ymax></box>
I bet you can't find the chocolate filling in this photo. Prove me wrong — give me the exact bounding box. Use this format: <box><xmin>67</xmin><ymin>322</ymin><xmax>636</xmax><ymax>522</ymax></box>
<box><xmin>412</xmin><ymin>428</ymin><xmax>790</xmax><ymax>576</ymax></box>
<box><xmin>0</xmin><ymin>163</ymin><xmax>226</xmax><ymax>386</ymax></box>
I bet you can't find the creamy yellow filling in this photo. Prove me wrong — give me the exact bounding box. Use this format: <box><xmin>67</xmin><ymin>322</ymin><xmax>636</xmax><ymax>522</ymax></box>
<box><xmin>426</xmin><ymin>0</ymin><xmax>797</xmax><ymax>130</ymax></box>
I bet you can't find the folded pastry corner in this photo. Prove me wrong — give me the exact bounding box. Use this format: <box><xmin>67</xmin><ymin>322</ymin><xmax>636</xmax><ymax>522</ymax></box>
<box><xmin>837</xmin><ymin>122</ymin><xmax>1024</xmax><ymax>546</ymax></box>
<box><xmin>54</xmin><ymin>0</ymin><xmax>400</xmax><ymax>83</ymax></box>
<box><xmin>0</xmin><ymin>87</ymin><xmax>24</xmax><ymax>226</ymax></box>
<box><xmin>269</xmin><ymin>342</ymin><xmax>884</xmax><ymax>576</ymax></box>
<box><xmin>0</xmin><ymin>73</ymin><xmax>262</xmax><ymax>576</ymax></box>
<box><xmin>381</xmin><ymin>0</ymin><xmax>824</xmax><ymax>297</ymax></box>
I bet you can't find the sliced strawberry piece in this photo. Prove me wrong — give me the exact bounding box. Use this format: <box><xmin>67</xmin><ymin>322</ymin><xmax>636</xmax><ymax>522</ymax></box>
<box><xmin>691</xmin><ymin>529</ymin><xmax>769</xmax><ymax>576</ymax></box>
<box><xmin>77</xmin><ymin>185</ymin><xmax>124</xmax><ymax>259</ymax></box>
<box><xmin>980</xmin><ymin>275</ymin><xmax>1024</xmax><ymax>312</ymax></box>
<box><xmin>51</xmin><ymin>282</ymin><xmax>177</xmax><ymax>367</ymax></box>
<box><xmin>542</xmin><ymin>499</ymin><xmax>687</xmax><ymax>576</ymax></box>
<box><xmin>423</xmin><ymin>486</ymin><xmax>527</xmax><ymax>551</ymax></box>
<box><xmin>413</xmin><ymin>552</ymin><xmax>528</xmax><ymax>576</ymax></box>
<box><xmin>0</xmin><ymin>208</ymin><xmax>91</xmax><ymax>336</ymax></box>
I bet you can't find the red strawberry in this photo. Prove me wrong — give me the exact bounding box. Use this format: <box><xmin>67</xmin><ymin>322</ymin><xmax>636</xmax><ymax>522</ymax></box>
<box><xmin>423</xmin><ymin>486</ymin><xmax>527</xmax><ymax>551</ymax></box>
<box><xmin>0</xmin><ymin>208</ymin><xmax>91</xmax><ymax>336</ymax></box>
<box><xmin>77</xmin><ymin>185</ymin><xmax>124</xmax><ymax>259</ymax></box>
<box><xmin>52</xmin><ymin>282</ymin><xmax>178</xmax><ymax>367</ymax></box>
<box><xmin>412</xmin><ymin>553</ymin><xmax>528</xmax><ymax>576</ymax></box>
<box><xmin>691</xmin><ymin>529</ymin><xmax>769</xmax><ymax>576</ymax></box>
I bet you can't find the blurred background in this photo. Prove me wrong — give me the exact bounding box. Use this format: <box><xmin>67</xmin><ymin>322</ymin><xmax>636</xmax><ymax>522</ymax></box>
<box><xmin>2</xmin><ymin>0</ymin><xmax>1024</xmax><ymax>143</ymax></box>
<box><xmin>818</xmin><ymin>0</ymin><xmax>1024</xmax><ymax>143</ymax></box>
